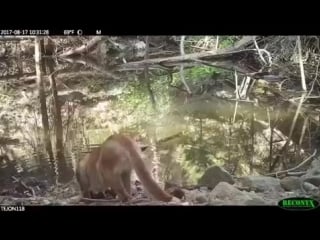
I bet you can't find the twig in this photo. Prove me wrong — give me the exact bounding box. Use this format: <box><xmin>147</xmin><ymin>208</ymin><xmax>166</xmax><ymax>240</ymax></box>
<box><xmin>149</xmin><ymin>51</ymin><xmax>176</xmax><ymax>56</ymax></box>
<box><xmin>118</xmin><ymin>48</ymin><xmax>260</xmax><ymax>70</ymax></box>
<box><xmin>234</xmin><ymin>70</ymin><xmax>239</xmax><ymax>99</ymax></box>
<box><xmin>253</xmin><ymin>37</ymin><xmax>267</xmax><ymax>65</ymax></box>
<box><xmin>266</xmin><ymin>149</ymin><xmax>317</xmax><ymax>177</ymax></box>
<box><xmin>287</xmin><ymin>171</ymin><xmax>307</xmax><ymax>176</ymax></box>
<box><xmin>228</xmin><ymin>99</ymin><xmax>255</xmax><ymax>103</ymax></box>
<box><xmin>179</xmin><ymin>36</ymin><xmax>192</xmax><ymax>95</ymax></box>
<box><xmin>61</xmin><ymin>57</ymin><xmax>119</xmax><ymax>80</ymax></box>
<box><xmin>232</xmin><ymin>70</ymin><xmax>240</xmax><ymax>124</ymax></box>
<box><xmin>180</xmin><ymin>36</ymin><xmax>185</xmax><ymax>56</ymax></box>
<box><xmin>11</xmin><ymin>176</ymin><xmax>36</xmax><ymax>197</ymax></box>
<box><xmin>232</xmin><ymin>101</ymin><xmax>239</xmax><ymax>124</ymax></box>
<box><xmin>157</xmin><ymin>132</ymin><xmax>183</xmax><ymax>144</ymax></box>
<box><xmin>190</xmin><ymin>46</ymin><xmax>211</xmax><ymax>51</ymax></box>
<box><xmin>306</xmin><ymin>59</ymin><xmax>320</xmax><ymax>99</ymax></box>
<box><xmin>290</xmin><ymin>96</ymin><xmax>320</xmax><ymax>101</ymax></box>
<box><xmin>282</xmin><ymin>92</ymin><xmax>306</xmax><ymax>155</ymax></box>
<box><xmin>215</xmin><ymin>36</ymin><xmax>219</xmax><ymax>50</ymax></box>
<box><xmin>298</xmin><ymin>116</ymin><xmax>309</xmax><ymax>146</ymax></box>
<box><xmin>297</xmin><ymin>36</ymin><xmax>307</xmax><ymax>91</ymax></box>
<box><xmin>21</xmin><ymin>181</ymin><xmax>36</xmax><ymax>197</ymax></box>
<box><xmin>239</xmin><ymin>76</ymin><xmax>251</xmax><ymax>99</ymax></box>
<box><xmin>258</xmin><ymin>49</ymin><xmax>272</xmax><ymax>66</ymax></box>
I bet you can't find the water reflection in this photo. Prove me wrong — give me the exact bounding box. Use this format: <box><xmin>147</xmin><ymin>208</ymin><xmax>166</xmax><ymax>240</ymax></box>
<box><xmin>0</xmin><ymin>36</ymin><xmax>319</xmax><ymax>195</ymax></box>
<box><xmin>1</xmin><ymin>90</ymin><xmax>318</xmax><ymax>190</ymax></box>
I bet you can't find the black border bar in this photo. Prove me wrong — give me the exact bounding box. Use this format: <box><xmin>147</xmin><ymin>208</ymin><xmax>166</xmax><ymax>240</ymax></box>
<box><xmin>0</xmin><ymin>23</ymin><xmax>317</xmax><ymax>36</ymax></box>
<box><xmin>1</xmin><ymin>205</ymin><xmax>319</xmax><ymax>216</ymax></box>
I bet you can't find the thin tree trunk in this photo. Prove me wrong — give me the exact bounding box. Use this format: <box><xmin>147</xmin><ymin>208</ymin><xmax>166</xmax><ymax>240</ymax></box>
<box><xmin>250</xmin><ymin>107</ymin><xmax>255</xmax><ymax>174</ymax></box>
<box><xmin>144</xmin><ymin>36</ymin><xmax>157</xmax><ymax>111</ymax></box>
<box><xmin>47</xmin><ymin>57</ymin><xmax>64</xmax><ymax>155</ymax></box>
<box><xmin>34</xmin><ymin>37</ymin><xmax>53</xmax><ymax>159</ymax></box>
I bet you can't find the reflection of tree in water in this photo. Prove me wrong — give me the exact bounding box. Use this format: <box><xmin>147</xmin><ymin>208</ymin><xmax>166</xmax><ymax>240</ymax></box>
<box><xmin>160</xmin><ymin>106</ymin><xmax>318</xmax><ymax>184</ymax></box>
<box><xmin>0</xmin><ymin>149</ymin><xmax>20</xmax><ymax>186</ymax></box>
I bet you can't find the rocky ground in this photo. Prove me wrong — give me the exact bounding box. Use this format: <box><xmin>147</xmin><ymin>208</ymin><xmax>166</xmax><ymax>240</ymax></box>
<box><xmin>1</xmin><ymin>156</ymin><xmax>320</xmax><ymax>206</ymax></box>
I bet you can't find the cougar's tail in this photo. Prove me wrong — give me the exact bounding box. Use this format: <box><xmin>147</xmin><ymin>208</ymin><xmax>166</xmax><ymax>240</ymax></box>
<box><xmin>123</xmin><ymin>137</ymin><xmax>173</xmax><ymax>202</ymax></box>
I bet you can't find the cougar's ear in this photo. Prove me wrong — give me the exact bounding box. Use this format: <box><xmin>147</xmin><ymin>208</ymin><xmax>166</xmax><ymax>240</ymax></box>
<box><xmin>140</xmin><ymin>145</ymin><xmax>148</xmax><ymax>152</ymax></box>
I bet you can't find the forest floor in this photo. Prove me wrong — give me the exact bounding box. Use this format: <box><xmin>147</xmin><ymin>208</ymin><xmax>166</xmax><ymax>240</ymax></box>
<box><xmin>1</xmin><ymin>167</ymin><xmax>319</xmax><ymax>206</ymax></box>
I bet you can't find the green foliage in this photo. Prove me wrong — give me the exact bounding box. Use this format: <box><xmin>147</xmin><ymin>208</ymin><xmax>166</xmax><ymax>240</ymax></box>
<box><xmin>116</xmin><ymin>74</ymin><xmax>171</xmax><ymax>122</ymax></box>
<box><xmin>182</xmin><ymin>36</ymin><xmax>240</xmax><ymax>52</ymax></box>
<box><xmin>185</xmin><ymin>66</ymin><xmax>218</xmax><ymax>81</ymax></box>
<box><xmin>85</xmin><ymin>128</ymin><xmax>110</xmax><ymax>144</ymax></box>
<box><xmin>219</xmin><ymin>36</ymin><xmax>239</xmax><ymax>49</ymax></box>
<box><xmin>171</xmin><ymin>66</ymin><xmax>223</xmax><ymax>87</ymax></box>
<box><xmin>179</xmin><ymin>160</ymin><xmax>203</xmax><ymax>184</ymax></box>
<box><xmin>0</xmin><ymin>86</ymin><xmax>16</xmax><ymax>103</ymax></box>
<box><xmin>184</xmin><ymin>146</ymin><xmax>213</xmax><ymax>169</ymax></box>
<box><xmin>88</xmin><ymin>82</ymin><xmax>103</xmax><ymax>93</ymax></box>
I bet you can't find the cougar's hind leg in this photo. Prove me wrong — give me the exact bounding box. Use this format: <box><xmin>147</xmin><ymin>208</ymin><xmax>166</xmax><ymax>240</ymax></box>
<box><xmin>109</xmin><ymin>173</ymin><xmax>131</xmax><ymax>202</ymax></box>
<box><xmin>82</xmin><ymin>191</ymin><xmax>92</xmax><ymax>198</ymax></box>
<box><xmin>76</xmin><ymin>168</ymin><xmax>91</xmax><ymax>198</ymax></box>
<box><xmin>121</xmin><ymin>170</ymin><xmax>132</xmax><ymax>196</ymax></box>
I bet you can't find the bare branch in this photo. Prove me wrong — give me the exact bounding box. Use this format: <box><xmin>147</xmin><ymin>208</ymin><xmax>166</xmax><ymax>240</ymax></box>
<box><xmin>215</xmin><ymin>36</ymin><xmax>219</xmax><ymax>50</ymax></box>
<box><xmin>297</xmin><ymin>36</ymin><xmax>307</xmax><ymax>91</ymax></box>
<box><xmin>266</xmin><ymin>149</ymin><xmax>317</xmax><ymax>177</ymax></box>
<box><xmin>58</xmin><ymin>36</ymin><xmax>103</xmax><ymax>57</ymax></box>
<box><xmin>179</xmin><ymin>36</ymin><xmax>192</xmax><ymax>95</ymax></box>
<box><xmin>234</xmin><ymin>70</ymin><xmax>239</xmax><ymax>100</ymax></box>
<box><xmin>253</xmin><ymin>37</ymin><xmax>267</xmax><ymax>65</ymax></box>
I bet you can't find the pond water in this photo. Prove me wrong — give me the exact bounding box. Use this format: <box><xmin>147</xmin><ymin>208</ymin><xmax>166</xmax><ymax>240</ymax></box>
<box><xmin>0</xmin><ymin>36</ymin><xmax>320</xmax><ymax>196</ymax></box>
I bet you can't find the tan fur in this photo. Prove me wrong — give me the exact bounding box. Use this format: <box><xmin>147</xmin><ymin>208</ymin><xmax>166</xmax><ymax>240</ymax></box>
<box><xmin>76</xmin><ymin>134</ymin><xmax>174</xmax><ymax>202</ymax></box>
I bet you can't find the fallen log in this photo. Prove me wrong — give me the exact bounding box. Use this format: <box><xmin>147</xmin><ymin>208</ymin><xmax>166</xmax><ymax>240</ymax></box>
<box><xmin>117</xmin><ymin>48</ymin><xmax>263</xmax><ymax>73</ymax></box>
<box><xmin>58</xmin><ymin>36</ymin><xmax>103</xmax><ymax>57</ymax></box>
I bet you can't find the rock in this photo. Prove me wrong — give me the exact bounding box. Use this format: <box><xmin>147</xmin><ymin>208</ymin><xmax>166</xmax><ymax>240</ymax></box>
<box><xmin>134</xmin><ymin>41</ymin><xmax>146</xmax><ymax>50</ymax></box>
<box><xmin>302</xmin><ymin>182</ymin><xmax>318</xmax><ymax>193</ymax></box>
<box><xmin>67</xmin><ymin>195</ymin><xmax>82</xmax><ymax>204</ymax></box>
<box><xmin>280</xmin><ymin>191</ymin><xmax>301</xmax><ymax>199</ymax></box>
<box><xmin>183</xmin><ymin>190</ymin><xmax>196</xmax><ymax>202</ymax></box>
<box><xmin>244</xmin><ymin>198</ymin><xmax>268</xmax><ymax>205</ymax></box>
<box><xmin>184</xmin><ymin>190</ymin><xmax>208</xmax><ymax>203</ymax></box>
<box><xmin>198</xmin><ymin>166</ymin><xmax>234</xmax><ymax>189</ymax></box>
<box><xmin>306</xmin><ymin>167</ymin><xmax>320</xmax><ymax>177</ymax></box>
<box><xmin>303</xmin><ymin>157</ymin><xmax>320</xmax><ymax>180</ymax></box>
<box><xmin>208</xmin><ymin>199</ymin><xmax>226</xmax><ymax>205</ymax></box>
<box><xmin>164</xmin><ymin>182</ymin><xmax>185</xmax><ymax>200</ymax></box>
<box><xmin>239</xmin><ymin>176</ymin><xmax>282</xmax><ymax>192</ymax></box>
<box><xmin>301</xmin><ymin>182</ymin><xmax>320</xmax><ymax>199</ymax></box>
<box><xmin>209</xmin><ymin>182</ymin><xmax>248</xmax><ymax>200</ymax></box>
<box><xmin>42</xmin><ymin>199</ymin><xmax>51</xmax><ymax>205</ymax></box>
<box><xmin>195</xmin><ymin>194</ymin><xmax>208</xmax><ymax>204</ymax></box>
<box><xmin>208</xmin><ymin>182</ymin><xmax>265</xmax><ymax>205</ymax></box>
<box><xmin>304</xmin><ymin>176</ymin><xmax>320</xmax><ymax>187</ymax></box>
<box><xmin>311</xmin><ymin>157</ymin><xmax>320</xmax><ymax>169</ymax></box>
<box><xmin>301</xmin><ymin>163</ymin><xmax>320</xmax><ymax>188</ymax></box>
<box><xmin>166</xmin><ymin>187</ymin><xmax>185</xmax><ymax>200</ymax></box>
<box><xmin>199</xmin><ymin>186</ymin><xmax>209</xmax><ymax>191</ymax></box>
<box><xmin>280</xmin><ymin>176</ymin><xmax>301</xmax><ymax>191</ymax></box>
